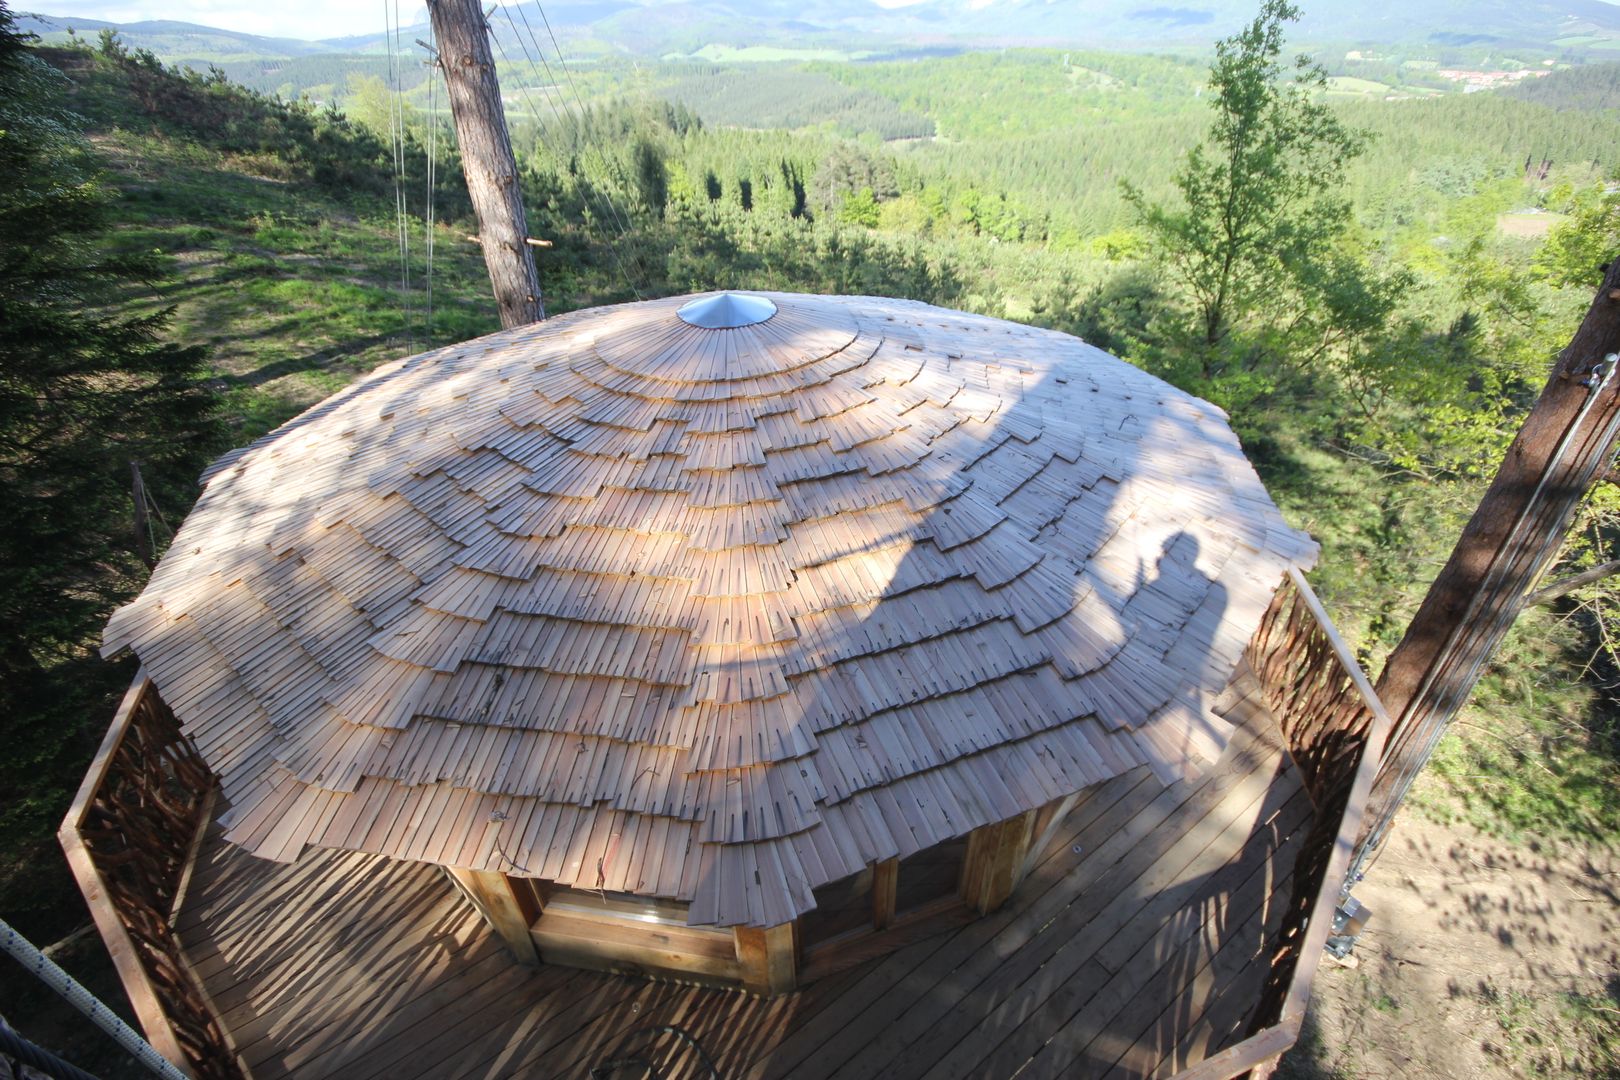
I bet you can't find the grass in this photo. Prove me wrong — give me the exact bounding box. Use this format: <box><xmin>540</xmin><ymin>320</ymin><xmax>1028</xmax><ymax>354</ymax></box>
<box><xmin>1497</xmin><ymin>210</ymin><xmax>1568</xmax><ymax>238</ymax></box>
<box><xmin>1325</xmin><ymin>76</ymin><xmax>1392</xmax><ymax>96</ymax></box>
<box><xmin>1408</xmin><ymin>608</ymin><xmax>1620</xmax><ymax>853</ymax></box>
<box><xmin>95</xmin><ymin>129</ymin><xmax>501</xmax><ymax>442</ymax></box>
<box><xmin>2</xmin><ymin>55</ymin><xmax>506</xmax><ymax>1079</ymax></box>
<box><xmin>1481</xmin><ymin>982</ymin><xmax>1620</xmax><ymax>1077</ymax></box>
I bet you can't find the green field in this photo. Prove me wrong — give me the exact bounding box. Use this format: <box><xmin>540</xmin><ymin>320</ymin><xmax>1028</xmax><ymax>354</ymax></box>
<box><xmin>1326</xmin><ymin>74</ymin><xmax>1392</xmax><ymax>95</ymax></box>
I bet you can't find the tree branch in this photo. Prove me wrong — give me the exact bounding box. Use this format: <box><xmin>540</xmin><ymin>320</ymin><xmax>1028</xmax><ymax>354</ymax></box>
<box><xmin>1524</xmin><ymin>558</ymin><xmax>1620</xmax><ymax>608</ymax></box>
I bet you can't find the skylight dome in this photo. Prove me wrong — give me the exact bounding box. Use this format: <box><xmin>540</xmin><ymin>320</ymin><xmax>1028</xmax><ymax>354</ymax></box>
<box><xmin>676</xmin><ymin>291</ymin><xmax>778</xmax><ymax>329</ymax></box>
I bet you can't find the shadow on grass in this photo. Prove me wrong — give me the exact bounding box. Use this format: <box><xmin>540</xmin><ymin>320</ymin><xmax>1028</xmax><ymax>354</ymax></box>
<box><xmin>213</xmin><ymin>331</ymin><xmax>402</xmax><ymax>390</ymax></box>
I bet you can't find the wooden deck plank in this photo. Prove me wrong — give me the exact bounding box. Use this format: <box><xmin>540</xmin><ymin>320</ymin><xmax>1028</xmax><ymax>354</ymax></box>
<box><xmin>749</xmin><ymin>767</ymin><xmax>1159</xmax><ymax>1080</ymax></box>
<box><xmin>1008</xmin><ymin>791</ymin><xmax>1312</xmax><ymax>1080</ymax></box>
<box><xmin>901</xmin><ymin>732</ymin><xmax>1297</xmax><ymax>1080</ymax></box>
<box><xmin>196</xmin><ymin>867</ymin><xmax>459</xmax><ymax>1019</ymax></box>
<box><xmin>1142</xmin><ymin>872</ymin><xmax>1307</xmax><ymax>1079</ymax></box>
<box><xmin>859</xmin><ymin>714</ymin><xmax>1288</xmax><ymax>1080</ymax></box>
<box><xmin>287</xmin><ymin>950</ymin><xmax>551</xmax><ymax>1080</ymax></box>
<box><xmin>172</xmin><ymin>686</ymin><xmax>1314</xmax><ymax>1080</ymax></box>
<box><xmin>181</xmin><ymin>853</ymin><xmax>472</xmax><ymax>1020</ymax></box>
<box><xmin>1100</xmin><ymin>855</ymin><xmax>1301</xmax><ymax>1080</ymax></box>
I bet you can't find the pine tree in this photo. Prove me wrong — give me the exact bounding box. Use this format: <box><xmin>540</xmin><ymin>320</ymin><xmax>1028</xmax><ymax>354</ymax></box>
<box><xmin>0</xmin><ymin>3</ymin><xmax>219</xmax><ymax>746</ymax></box>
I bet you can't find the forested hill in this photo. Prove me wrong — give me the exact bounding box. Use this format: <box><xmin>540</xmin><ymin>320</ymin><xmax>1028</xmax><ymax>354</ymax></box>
<box><xmin>1505</xmin><ymin>60</ymin><xmax>1620</xmax><ymax>110</ymax></box>
<box><xmin>5</xmin><ymin>17</ymin><xmax>1620</xmax><ymax>1076</ymax></box>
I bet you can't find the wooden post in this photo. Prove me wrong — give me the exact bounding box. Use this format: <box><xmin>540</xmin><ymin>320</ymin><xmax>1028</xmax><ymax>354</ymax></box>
<box><xmin>960</xmin><ymin>811</ymin><xmax>1036</xmax><ymax>915</ymax></box>
<box><xmin>871</xmin><ymin>858</ymin><xmax>898</xmax><ymax>930</ymax></box>
<box><xmin>1018</xmin><ymin>792</ymin><xmax>1080</xmax><ymax>886</ymax></box>
<box><xmin>1367</xmin><ymin>261</ymin><xmax>1620</xmax><ymax>857</ymax></box>
<box><xmin>426</xmin><ymin>0</ymin><xmax>543</xmax><ymax>329</ymax></box>
<box><xmin>734</xmin><ymin>923</ymin><xmax>797</xmax><ymax>995</ymax></box>
<box><xmin>446</xmin><ymin>868</ymin><xmax>540</xmax><ymax>966</ymax></box>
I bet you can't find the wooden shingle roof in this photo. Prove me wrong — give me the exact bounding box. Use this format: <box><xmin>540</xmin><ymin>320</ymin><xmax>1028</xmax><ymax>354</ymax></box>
<box><xmin>102</xmin><ymin>292</ymin><xmax>1316</xmax><ymax>928</ymax></box>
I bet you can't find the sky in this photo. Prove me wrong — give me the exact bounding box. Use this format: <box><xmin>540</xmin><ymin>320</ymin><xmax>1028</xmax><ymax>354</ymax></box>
<box><xmin>35</xmin><ymin>0</ymin><xmax>428</xmax><ymax>38</ymax></box>
<box><xmin>32</xmin><ymin>0</ymin><xmax>1620</xmax><ymax>42</ymax></box>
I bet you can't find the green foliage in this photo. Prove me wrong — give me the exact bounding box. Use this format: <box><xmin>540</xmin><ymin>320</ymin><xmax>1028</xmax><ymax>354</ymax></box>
<box><xmin>1124</xmin><ymin>0</ymin><xmax>1376</xmax><ymax>353</ymax></box>
<box><xmin>51</xmin><ymin>37</ymin><xmax>468</xmax><ymax>215</ymax></box>
<box><xmin>345</xmin><ymin>72</ymin><xmax>415</xmax><ymax>142</ymax></box>
<box><xmin>0</xmin><ymin>1</ymin><xmax>220</xmax><ymax>927</ymax></box>
<box><xmin>1416</xmin><ymin>614</ymin><xmax>1620</xmax><ymax>849</ymax></box>
<box><xmin>810</xmin><ymin>49</ymin><xmax>1207</xmax><ymax>141</ymax></box>
<box><xmin>836</xmin><ymin>187</ymin><xmax>881</xmax><ymax>228</ymax></box>
<box><xmin>1535</xmin><ymin>179</ymin><xmax>1620</xmax><ymax>288</ymax></box>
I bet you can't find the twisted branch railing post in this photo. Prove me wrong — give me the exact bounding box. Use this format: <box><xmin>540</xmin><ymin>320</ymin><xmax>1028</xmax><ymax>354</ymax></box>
<box><xmin>59</xmin><ymin>673</ymin><xmax>245</xmax><ymax>1080</ymax></box>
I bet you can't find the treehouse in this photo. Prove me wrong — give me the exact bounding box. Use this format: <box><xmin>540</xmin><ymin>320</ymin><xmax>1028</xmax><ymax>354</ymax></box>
<box><xmin>64</xmin><ymin>292</ymin><xmax>1391</xmax><ymax>1079</ymax></box>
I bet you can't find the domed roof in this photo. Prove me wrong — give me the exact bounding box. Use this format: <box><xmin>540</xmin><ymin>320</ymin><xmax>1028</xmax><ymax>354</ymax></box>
<box><xmin>103</xmin><ymin>291</ymin><xmax>1315</xmax><ymax>928</ymax></box>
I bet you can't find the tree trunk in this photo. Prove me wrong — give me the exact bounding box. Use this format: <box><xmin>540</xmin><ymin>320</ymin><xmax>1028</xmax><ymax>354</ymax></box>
<box><xmin>427</xmin><ymin>0</ymin><xmax>543</xmax><ymax>329</ymax></box>
<box><xmin>1364</xmin><ymin>262</ymin><xmax>1620</xmax><ymax>856</ymax></box>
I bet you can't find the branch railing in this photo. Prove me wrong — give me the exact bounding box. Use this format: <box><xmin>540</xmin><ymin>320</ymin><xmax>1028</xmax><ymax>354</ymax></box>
<box><xmin>1172</xmin><ymin>568</ymin><xmax>1393</xmax><ymax>1080</ymax></box>
<box><xmin>58</xmin><ymin>672</ymin><xmax>245</xmax><ymax>1080</ymax></box>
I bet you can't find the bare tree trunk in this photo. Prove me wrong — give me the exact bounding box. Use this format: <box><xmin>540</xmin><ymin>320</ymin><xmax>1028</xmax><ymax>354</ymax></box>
<box><xmin>130</xmin><ymin>459</ymin><xmax>154</xmax><ymax>570</ymax></box>
<box><xmin>1363</xmin><ymin>263</ymin><xmax>1620</xmax><ymax>858</ymax></box>
<box><xmin>427</xmin><ymin>0</ymin><xmax>543</xmax><ymax>329</ymax></box>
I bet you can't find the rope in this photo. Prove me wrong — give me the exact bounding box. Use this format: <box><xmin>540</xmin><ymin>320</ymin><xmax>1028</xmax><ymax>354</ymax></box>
<box><xmin>518</xmin><ymin>2</ymin><xmax>643</xmax><ymax>244</ymax></box>
<box><xmin>0</xmin><ymin>1022</ymin><xmax>102</xmax><ymax>1080</ymax></box>
<box><xmin>384</xmin><ymin>0</ymin><xmax>414</xmax><ymax>350</ymax></box>
<box><xmin>493</xmin><ymin>7</ymin><xmax>640</xmax><ymax>297</ymax></box>
<box><xmin>0</xmin><ymin>919</ymin><xmax>190</xmax><ymax>1080</ymax></box>
<box><xmin>494</xmin><ymin>5</ymin><xmax>642</xmax><ymax>299</ymax></box>
<box><xmin>519</xmin><ymin>3</ymin><xmax>640</xmax><ymax>242</ymax></box>
<box><xmin>424</xmin><ymin>33</ymin><xmax>438</xmax><ymax>346</ymax></box>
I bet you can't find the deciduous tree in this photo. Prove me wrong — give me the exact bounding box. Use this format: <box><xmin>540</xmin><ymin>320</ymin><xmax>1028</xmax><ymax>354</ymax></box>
<box><xmin>1124</xmin><ymin>0</ymin><xmax>1377</xmax><ymax>363</ymax></box>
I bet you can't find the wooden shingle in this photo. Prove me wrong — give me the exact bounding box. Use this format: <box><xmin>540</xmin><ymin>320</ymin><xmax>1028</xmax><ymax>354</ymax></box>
<box><xmin>102</xmin><ymin>291</ymin><xmax>1316</xmax><ymax>927</ymax></box>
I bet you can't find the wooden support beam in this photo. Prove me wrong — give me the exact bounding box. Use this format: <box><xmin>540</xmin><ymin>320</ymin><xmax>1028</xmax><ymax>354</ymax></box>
<box><xmin>960</xmin><ymin>811</ymin><xmax>1036</xmax><ymax>915</ymax></box>
<box><xmin>446</xmin><ymin>868</ymin><xmax>540</xmax><ymax>966</ymax></box>
<box><xmin>734</xmin><ymin>922</ymin><xmax>797</xmax><ymax>995</ymax></box>
<box><xmin>871</xmin><ymin>858</ymin><xmax>898</xmax><ymax>930</ymax></box>
<box><xmin>1018</xmin><ymin>792</ymin><xmax>1081</xmax><ymax>886</ymax></box>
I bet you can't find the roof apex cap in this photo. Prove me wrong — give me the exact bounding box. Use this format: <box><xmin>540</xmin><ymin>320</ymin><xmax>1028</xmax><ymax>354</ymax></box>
<box><xmin>676</xmin><ymin>292</ymin><xmax>778</xmax><ymax>329</ymax></box>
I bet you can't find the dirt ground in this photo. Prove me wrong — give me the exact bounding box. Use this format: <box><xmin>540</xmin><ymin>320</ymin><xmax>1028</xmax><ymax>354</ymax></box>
<box><xmin>1279</xmin><ymin>810</ymin><xmax>1620</xmax><ymax>1080</ymax></box>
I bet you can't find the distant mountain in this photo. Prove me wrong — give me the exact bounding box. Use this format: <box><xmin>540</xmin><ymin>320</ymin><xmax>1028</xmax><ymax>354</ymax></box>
<box><xmin>740</xmin><ymin>0</ymin><xmax>1620</xmax><ymax>48</ymax></box>
<box><xmin>21</xmin><ymin>0</ymin><xmax>1620</xmax><ymax>66</ymax></box>
<box><xmin>17</xmin><ymin>12</ymin><xmax>349</xmax><ymax>59</ymax></box>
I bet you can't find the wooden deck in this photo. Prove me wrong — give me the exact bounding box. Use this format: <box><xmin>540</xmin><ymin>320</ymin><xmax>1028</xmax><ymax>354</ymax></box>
<box><xmin>175</xmin><ymin>678</ymin><xmax>1310</xmax><ymax>1080</ymax></box>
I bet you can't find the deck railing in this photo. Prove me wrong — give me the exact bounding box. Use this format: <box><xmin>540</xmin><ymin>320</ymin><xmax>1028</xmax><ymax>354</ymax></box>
<box><xmin>58</xmin><ymin>671</ymin><xmax>246</xmax><ymax>1080</ymax></box>
<box><xmin>1173</xmin><ymin>568</ymin><xmax>1394</xmax><ymax>1080</ymax></box>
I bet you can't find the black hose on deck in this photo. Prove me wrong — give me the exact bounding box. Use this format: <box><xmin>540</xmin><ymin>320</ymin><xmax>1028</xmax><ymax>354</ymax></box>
<box><xmin>0</xmin><ymin>1023</ymin><xmax>102</xmax><ymax>1080</ymax></box>
<box><xmin>589</xmin><ymin>1024</ymin><xmax>720</xmax><ymax>1080</ymax></box>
